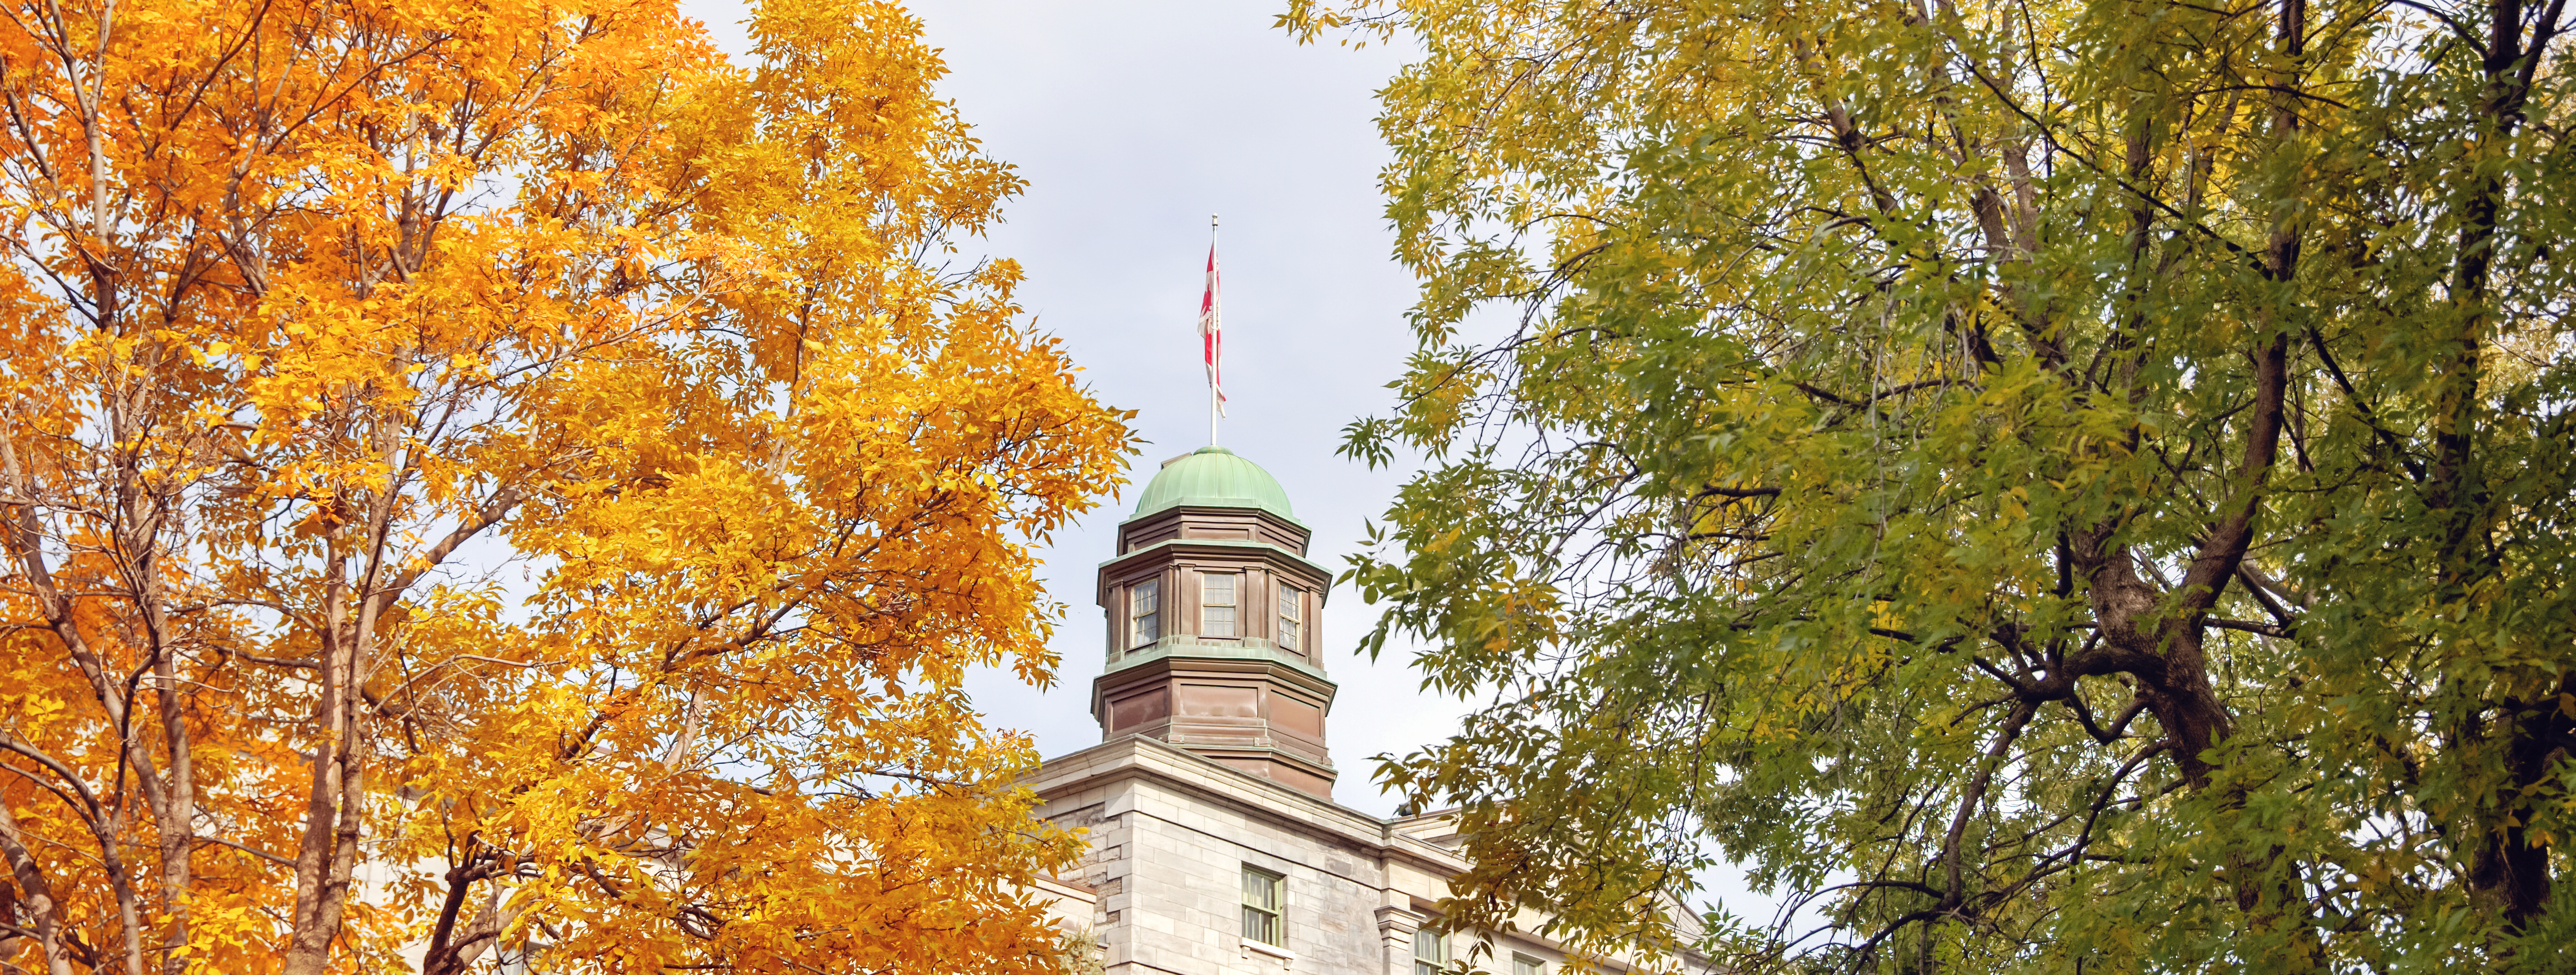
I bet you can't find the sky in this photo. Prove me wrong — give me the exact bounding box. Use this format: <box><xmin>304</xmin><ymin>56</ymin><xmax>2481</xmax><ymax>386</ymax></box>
<box><xmin>677</xmin><ymin>0</ymin><xmax>1468</xmax><ymax>820</ymax></box>
<box><xmin>911</xmin><ymin>0</ymin><xmax>1474</xmax><ymax>820</ymax></box>
<box><xmin>670</xmin><ymin>0</ymin><xmax>1796</xmax><ymax>929</ymax></box>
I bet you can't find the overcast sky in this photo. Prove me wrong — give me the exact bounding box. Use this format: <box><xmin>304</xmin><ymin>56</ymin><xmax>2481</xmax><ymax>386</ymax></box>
<box><xmin>668</xmin><ymin>0</ymin><xmax>1795</xmax><ymax>928</ymax></box>
<box><xmin>677</xmin><ymin>0</ymin><xmax>1466</xmax><ymax>820</ymax></box>
<box><xmin>909</xmin><ymin>0</ymin><xmax>1465</xmax><ymax>819</ymax></box>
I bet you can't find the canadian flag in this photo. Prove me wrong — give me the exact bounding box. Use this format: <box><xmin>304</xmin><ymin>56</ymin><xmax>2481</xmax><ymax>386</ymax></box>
<box><xmin>1199</xmin><ymin>242</ymin><xmax>1226</xmax><ymax>416</ymax></box>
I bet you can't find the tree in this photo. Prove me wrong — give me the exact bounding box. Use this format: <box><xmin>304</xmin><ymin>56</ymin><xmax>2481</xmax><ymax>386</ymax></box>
<box><xmin>1288</xmin><ymin>0</ymin><xmax>2575</xmax><ymax>970</ymax></box>
<box><xmin>0</xmin><ymin>0</ymin><xmax>1133</xmax><ymax>971</ymax></box>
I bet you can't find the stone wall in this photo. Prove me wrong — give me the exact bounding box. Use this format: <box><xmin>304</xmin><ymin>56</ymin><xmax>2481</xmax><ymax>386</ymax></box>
<box><xmin>1031</xmin><ymin>736</ymin><xmax>1699</xmax><ymax>975</ymax></box>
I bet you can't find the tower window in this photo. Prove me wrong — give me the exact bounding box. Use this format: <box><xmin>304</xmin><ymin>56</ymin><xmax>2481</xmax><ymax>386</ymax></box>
<box><xmin>1412</xmin><ymin>925</ymin><xmax>1448</xmax><ymax>975</ymax></box>
<box><xmin>1202</xmin><ymin>573</ymin><xmax>1238</xmax><ymax>638</ymax></box>
<box><xmin>1129</xmin><ymin>579</ymin><xmax>1160</xmax><ymax>647</ymax></box>
<box><xmin>1277</xmin><ymin>584</ymin><xmax>1303</xmax><ymax>651</ymax></box>
<box><xmin>1241</xmin><ymin>865</ymin><xmax>1283</xmax><ymax>945</ymax></box>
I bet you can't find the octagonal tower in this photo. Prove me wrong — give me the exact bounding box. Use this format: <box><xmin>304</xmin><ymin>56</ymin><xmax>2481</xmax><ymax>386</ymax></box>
<box><xmin>1092</xmin><ymin>447</ymin><xmax>1337</xmax><ymax>798</ymax></box>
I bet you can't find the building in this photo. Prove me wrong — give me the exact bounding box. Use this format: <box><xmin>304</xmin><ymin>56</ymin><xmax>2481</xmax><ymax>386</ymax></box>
<box><xmin>1029</xmin><ymin>447</ymin><xmax>1701</xmax><ymax>975</ymax></box>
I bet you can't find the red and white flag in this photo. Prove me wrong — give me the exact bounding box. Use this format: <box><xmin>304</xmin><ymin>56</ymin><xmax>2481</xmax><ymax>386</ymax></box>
<box><xmin>1198</xmin><ymin>241</ymin><xmax>1226</xmax><ymax>416</ymax></box>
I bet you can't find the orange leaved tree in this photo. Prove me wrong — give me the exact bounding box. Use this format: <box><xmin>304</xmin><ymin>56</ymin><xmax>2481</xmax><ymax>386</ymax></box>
<box><xmin>0</xmin><ymin>0</ymin><xmax>1132</xmax><ymax>971</ymax></box>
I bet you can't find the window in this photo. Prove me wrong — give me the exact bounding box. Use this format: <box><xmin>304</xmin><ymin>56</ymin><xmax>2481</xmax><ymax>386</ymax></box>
<box><xmin>1128</xmin><ymin>579</ymin><xmax>1160</xmax><ymax>647</ymax></box>
<box><xmin>1513</xmin><ymin>954</ymin><xmax>1546</xmax><ymax>975</ymax></box>
<box><xmin>1277</xmin><ymin>584</ymin><xmax>1303</xmax><ymax>651</ymax></box>
<box><xmin>1241</xmin><ymin>866</ymin><xmax>1283</xmax><ymax>945</ymax></box>
<box><xmin>1202</xmin><ymin>573</ymin><xmax>1238</xmax><ymax>638</ymax></box>
<box><xmin>1412</xmin><ymin>926</ymin><xmax>1448</xmax><ymax>975</ymax></box>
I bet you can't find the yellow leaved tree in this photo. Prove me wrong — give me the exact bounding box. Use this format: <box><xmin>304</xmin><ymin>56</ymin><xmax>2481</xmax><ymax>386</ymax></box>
<box><xmin>0</xmin><ymin>0</ymin><xmax>1132</xmax><ymax>972</ymax></box>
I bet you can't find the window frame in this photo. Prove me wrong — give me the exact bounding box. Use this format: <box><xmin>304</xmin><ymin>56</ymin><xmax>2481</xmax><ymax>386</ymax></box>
<box><xmin>1128</xmin><ymin>577</ymin><xmax>1160</xmax><ymax>648</ymax></box>
<box><xmin>1412</xmin><ymin>925</ymin><xmax>1448</xmax><ymax>975</ymax></box>
<box><xmin>1240</xmin><ymin>865</ymin><xmax>1284</xmax><ymax>946</ymax></box>
<box><xmin>1201</xmin><ymin>571</ymin><xmax>1240</xmax><ymax>638</ymax></box>
<box><xmin>1277</xmin><ymin>583</ymin><xmax>1303</xmax><ymax>652</ymax></box>
<box><xmin>1512</xmin><ymin>953</ymin><xmax>1547</xmax><ymax>975</ymax></box>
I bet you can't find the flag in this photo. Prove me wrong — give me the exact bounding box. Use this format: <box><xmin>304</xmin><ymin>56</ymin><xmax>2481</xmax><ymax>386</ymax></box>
<box><xmin>1199</xmin><ymin>242</ymin><xmax>1226</xmax><ymax>416</ymax></box>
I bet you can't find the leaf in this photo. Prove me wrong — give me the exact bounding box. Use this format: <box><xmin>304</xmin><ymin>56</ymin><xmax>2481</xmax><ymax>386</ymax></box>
<box><xmin>1292</xmin><ymin>0</ymin><xmax>2576</xmax><ymax>970</ymax></box>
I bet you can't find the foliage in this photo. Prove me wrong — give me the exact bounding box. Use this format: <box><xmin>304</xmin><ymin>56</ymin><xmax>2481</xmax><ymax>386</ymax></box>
<box><xmin>0</xmin><ymin>0</ymin><xmax>1133</xmax><ymax>972</ymax></box>
<box><xmin>1288</xmin><ymin>0</ymin><xmax>2576</xmax><ymax>970</ymax></box>
<box><xmin>1053</xmin><ymin>928</ymin><xmax>1105</xmax><ymax>975</ymax></box>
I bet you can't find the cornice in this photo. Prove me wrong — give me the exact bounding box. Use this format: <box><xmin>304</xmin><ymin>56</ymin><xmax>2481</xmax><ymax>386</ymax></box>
<box><xmin>1119</xmin><ymin>500</ymin><xmax>1311</xmax><ymax>532</ymax></box>
<box><xmin>1097</xmin><ymin>536</ymin><xmax>1335</xmax><ymax>583</ymax></box>
<box><xmin>1098</xmin><ymin>639</ymin><xmax>1336</xmax><ymax>687</ymax></box>
<box><xmin>1027</xmin><ymin>735</ymin><xmax>1468</xmax><ymax>875</ymax></box>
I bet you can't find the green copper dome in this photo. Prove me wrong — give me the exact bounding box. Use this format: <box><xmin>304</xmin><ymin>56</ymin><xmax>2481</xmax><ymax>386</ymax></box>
<box><xmin>1129</xmin><ymin>447</ymin><xmax>1299</xmax><ymax>523</ymax></box>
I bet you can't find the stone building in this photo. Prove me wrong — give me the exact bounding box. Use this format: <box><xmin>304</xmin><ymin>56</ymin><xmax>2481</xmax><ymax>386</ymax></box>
<box><xmin>1030</xmin><ymin>448</ymin><xmax>1703</xmax><ymax>975</ymax></box>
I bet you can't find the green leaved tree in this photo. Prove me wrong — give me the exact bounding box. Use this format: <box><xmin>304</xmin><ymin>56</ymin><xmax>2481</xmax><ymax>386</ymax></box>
<box><xmin>1289</xmin><ymin>0</ymin><xmax>2576</xmax><ymax>970</ymax></box>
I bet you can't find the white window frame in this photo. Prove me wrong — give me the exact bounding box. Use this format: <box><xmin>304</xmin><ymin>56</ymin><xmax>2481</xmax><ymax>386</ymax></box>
<box><xmin>1202</xmin><ymin>572</ymin><xmax>1239</xmax><ymax>638</ymax></box>
<box><xmin>1128</xmin><ymin>577</ymin><xmax>1160</xmax><ymax>648</ymax></box>
<box><xmin>1277</xmin><ymin>583</ymin><xmax>1303</xmax><ymax>651</ymax></box>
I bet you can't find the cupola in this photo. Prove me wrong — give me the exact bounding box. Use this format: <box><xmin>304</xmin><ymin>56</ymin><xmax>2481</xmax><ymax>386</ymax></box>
<box><xmin>1093</xmin><ymin>447</ymin><xmax>1337</xmax><ymax>797</ymax></box>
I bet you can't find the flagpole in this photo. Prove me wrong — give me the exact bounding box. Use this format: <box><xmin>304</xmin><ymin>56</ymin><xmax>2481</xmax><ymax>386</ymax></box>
<box><xmin>1209</xmin><ymin>213</ymin><xmax>1220</xmax><ymax>449</ymax></box>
